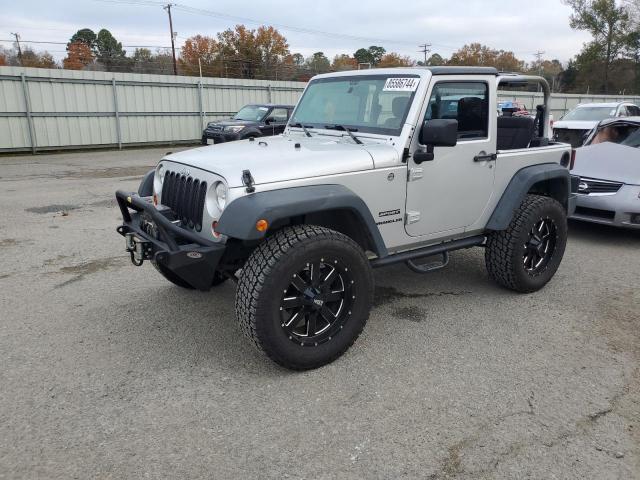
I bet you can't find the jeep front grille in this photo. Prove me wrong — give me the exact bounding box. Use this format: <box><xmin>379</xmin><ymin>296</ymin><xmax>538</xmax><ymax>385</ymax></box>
<box><xmin>577</xmin><ymin>177</ymin><xmax>623</xmax><ymax>196</ymax></box>
<box><xmin>161</xmin><ymin>171</ymin><xmax>207</xmax><ymax>231</ymax></box>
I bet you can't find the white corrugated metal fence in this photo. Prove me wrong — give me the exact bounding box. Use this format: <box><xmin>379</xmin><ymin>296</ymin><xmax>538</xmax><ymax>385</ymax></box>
<box><xmin>2</xmin><ymin>66</ymin><xmax>640</xmax><ymax>153</ymax></box>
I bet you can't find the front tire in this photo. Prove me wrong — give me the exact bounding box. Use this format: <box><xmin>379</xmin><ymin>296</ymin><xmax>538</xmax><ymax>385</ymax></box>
<box><xmin>485</xmin><ymin>194</ymin><xmax>567</xmax><ymax>293</ymax></box>
<box><xmin>235</xmin><ymin>225</ymin><xmax>374</xmax><ymax>370</ymax></box>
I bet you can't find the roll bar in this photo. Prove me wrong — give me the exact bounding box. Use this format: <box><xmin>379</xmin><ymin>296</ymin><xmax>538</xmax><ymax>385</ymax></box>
<box><xmin>497</xmin><ymin>74</ymin><xmax>551</xmax><ymax>138</ymax></box>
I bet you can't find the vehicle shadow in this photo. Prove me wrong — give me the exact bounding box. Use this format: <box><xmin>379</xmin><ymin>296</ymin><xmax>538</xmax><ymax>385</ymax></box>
<box><xmin>568</xmin><ymin>219</ymin><xmax>640</xmax><ymax>245</ymax></box>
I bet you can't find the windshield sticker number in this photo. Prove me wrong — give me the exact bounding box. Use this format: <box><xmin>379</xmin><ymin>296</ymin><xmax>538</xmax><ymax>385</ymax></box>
<box><xmin>383</xmin><ymin>78</ymin><xmax>419</xmax><ymax>92</ymax></box>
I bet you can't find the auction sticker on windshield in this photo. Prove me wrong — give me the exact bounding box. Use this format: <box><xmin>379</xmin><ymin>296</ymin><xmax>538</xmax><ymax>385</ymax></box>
<box><xmin>383</xmin><ymin>77</ymin><xmax>419</xmax><ymax>91</ymax></box>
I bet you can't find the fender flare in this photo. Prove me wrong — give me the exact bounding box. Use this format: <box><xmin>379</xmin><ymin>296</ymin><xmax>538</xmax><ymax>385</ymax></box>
<box><xmin>486</xmin><ymin>163</ymin><xmax>570</xmax><ymax>231</ymax></box>
<box><xmin>138</xmin><ymin>169</ymin><xmax>155</xmax><ymax>197</ymax></box>
<box><xmin>216</xmin><ymin>184</ymin><xmax>388</xmax><ymax>257</ymax></box>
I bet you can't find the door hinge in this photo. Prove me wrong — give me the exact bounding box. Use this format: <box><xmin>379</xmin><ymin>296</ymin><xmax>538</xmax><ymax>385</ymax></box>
<box><xmin>406</xmin><ymin>210</ymin><xmax>421</xmax><ymax>224</ymax></box>
<box><xmin>408</xmin><ymin>167</ymin><xmax>423</xmax><ymax>181</ymax></box>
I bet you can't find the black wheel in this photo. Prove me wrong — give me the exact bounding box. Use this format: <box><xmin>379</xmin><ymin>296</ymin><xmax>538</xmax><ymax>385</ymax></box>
<box><xmin>485</xmin><ymin>194</ymin><xmax>567</xmax><ymax>293</ymax></box>
<box><xmin>151</xmin><ymin>260</ymin><xmax>227</xmax><ymax>289</ymax></box>
<box><xmin>235</xmin><ymin>225</ymin><xmax>374</xmax><ymax>370</ymax></box>
<box><xmin>201</xmin><ymin>136</ymin><xmax>207</xmax><ymax>145</ymax></box>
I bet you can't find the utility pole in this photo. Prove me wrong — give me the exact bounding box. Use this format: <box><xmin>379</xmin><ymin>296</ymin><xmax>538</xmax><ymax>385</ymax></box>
<box><xmin>533</xmin><ymin>51</ymin><xmax>545</xmax><ymax>92</ymax></box>
<box><xmin>419</xmin><ymin>43</ymin><xmax>431</xmax><ymax>65</ymax></box>
<box><xmin>533</xmin><ymin>51</ymin><xmax>545</xmax><ymax>75</ymax></box>
<box><xmin>11</xmin><ymin>32</ymin><xmax>23</xmax><ymax>66</ymax></box>
<box><xmin>164</xmin><ymin>4</ymin><xmax>178</xmax><ymax>75</ymax></box>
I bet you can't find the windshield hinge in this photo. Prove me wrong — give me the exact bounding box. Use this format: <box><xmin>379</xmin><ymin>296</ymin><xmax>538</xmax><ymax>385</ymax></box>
<box><xmin>242</xmin><ymin>169</ymin><xmax>255</xmax><ymax>193</ymax></box>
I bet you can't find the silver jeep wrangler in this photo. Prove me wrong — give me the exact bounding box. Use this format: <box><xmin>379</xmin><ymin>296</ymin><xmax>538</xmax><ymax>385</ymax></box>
<box><xmin>116</xmin><ymin>66</ymin><xmax>577</xmax><ymax>370</ymax></box>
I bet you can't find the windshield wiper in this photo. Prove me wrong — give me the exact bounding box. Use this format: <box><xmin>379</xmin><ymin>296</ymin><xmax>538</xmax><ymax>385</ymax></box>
<box><xmin>324</xmin><ymin>124</ymin><xmax>363</xmax><ymax>145</ymax></box>
<box><xmin>290</xmin><ymin>122</ymin><xmax>313</xmax><ymax>137</ymax></box>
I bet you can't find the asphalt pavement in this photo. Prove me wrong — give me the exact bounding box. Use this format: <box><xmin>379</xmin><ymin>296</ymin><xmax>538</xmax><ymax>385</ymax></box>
<box><xmin>0</xmin><ymin>147</ymin><xmax>638</xmax><ymax>479</ymax></box>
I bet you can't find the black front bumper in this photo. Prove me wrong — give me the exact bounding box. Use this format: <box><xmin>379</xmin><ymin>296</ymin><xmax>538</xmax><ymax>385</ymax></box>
<box><xmin>201</xmin><ymin>129</ymin><xmax>241</xmax><ymax>144</ymax></box>
<box><xmin>115</xmin><ymin>190</ymin><xmax>225</xmax><ymax>291</ymax></box>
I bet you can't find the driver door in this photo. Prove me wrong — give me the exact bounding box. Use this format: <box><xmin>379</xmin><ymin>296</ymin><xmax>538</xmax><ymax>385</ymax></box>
<box><xmin>405</xmin><ymin>79</ymin><xmax>497</xmax><ymax>238</ymax></box>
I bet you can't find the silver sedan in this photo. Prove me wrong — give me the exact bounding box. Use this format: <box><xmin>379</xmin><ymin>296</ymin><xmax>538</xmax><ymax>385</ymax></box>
<box><xmin>571</xmin><ymin>117</ymin><xmax>640</xmax><ymax>229</ymax></box>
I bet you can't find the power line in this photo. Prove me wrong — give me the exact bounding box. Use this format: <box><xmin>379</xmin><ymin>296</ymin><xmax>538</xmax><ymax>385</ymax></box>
<box><xmin>0</xmin><ymin>39</ymin><xmax>173</xmax><ymax>49</ymax></box>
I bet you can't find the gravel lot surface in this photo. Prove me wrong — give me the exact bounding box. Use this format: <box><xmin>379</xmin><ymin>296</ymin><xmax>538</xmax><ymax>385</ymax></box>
<box><xmin>0</xmin><ymin>147</ymin><xmax>638</xmax><ymax>479</ymax></box>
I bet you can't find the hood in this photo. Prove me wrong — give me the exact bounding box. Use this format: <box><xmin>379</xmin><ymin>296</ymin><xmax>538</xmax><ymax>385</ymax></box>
<box><xmin>163</xmin><ymin>134</ymin><xmax>398</xmax><ymax>187</ymax></box>
<box><xmin>573</xmin><ymin>142</ymin><xmax>640</xmax><ymax>185</ymax></box>
<box><xmin>553</xmin><ymin>120</ymin><xmax>599</xmax><ymax>130</ymax></box>
<box><xmin>206</xmin><ymin>119</ymin><xmax>259</xmax><ymax>128</ymax></box>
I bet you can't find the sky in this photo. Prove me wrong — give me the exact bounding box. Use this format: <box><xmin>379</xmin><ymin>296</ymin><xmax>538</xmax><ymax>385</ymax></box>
<box><xmin>0</xmin><ymin>0</ymin><xmax>592</xmax><ymax>65</ymax></box>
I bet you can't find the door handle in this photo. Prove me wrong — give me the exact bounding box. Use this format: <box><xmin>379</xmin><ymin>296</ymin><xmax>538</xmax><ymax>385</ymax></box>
<box><xmin>473</xmin><ymin>153</ymin><xmax>497</xmax><ymax>162</ymax></box>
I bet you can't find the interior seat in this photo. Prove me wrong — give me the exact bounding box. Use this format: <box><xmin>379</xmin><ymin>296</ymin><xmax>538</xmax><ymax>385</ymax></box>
<box><xmin>497</xmin><ymin>116</ymin><xmax>535</xmax><ymax>150</ymax></box>
<box><xmin>384</xmin><ymin>97</ymin><xmax>410</xmax><ymax>128</ymax></box>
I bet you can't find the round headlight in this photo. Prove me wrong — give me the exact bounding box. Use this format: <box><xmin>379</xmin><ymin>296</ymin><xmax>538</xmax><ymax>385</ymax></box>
<box><xmin>157</xmin><ymin>164</ymin><xmax>165</xmax><ymax>184</ymax></box>
<box><xmin>214</xmin><ymin>182</ymin><xmax>227</xmax><ymax>210</ymax></box>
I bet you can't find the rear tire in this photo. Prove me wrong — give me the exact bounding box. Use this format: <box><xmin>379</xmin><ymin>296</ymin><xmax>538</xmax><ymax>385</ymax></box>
<box><xmin>485</xmin><ymin>194</ymin><xmax>567</xmax><ymax>293</ymax></box>
<box><xmin>235</xmin><ymin>225</ymin><xmax>374</xmax><ymax>370</ymax></box>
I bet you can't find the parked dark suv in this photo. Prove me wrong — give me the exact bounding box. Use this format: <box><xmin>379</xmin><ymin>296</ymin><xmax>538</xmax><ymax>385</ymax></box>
<box><xmin>202</xmin><ymin>104</ymin><xmax>294</xmax><ymax>144</ymax></box>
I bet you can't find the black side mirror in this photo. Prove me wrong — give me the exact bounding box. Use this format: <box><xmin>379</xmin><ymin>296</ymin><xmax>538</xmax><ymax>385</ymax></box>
<box><xmin>265</xmin><ymin>116</ymin><xmax>275</xmax><ymax>125</ymax></box>
<box><xmin>414</xmin><ymin>119</ymin><xmax>458</xmax><ymax>163</ymax></box>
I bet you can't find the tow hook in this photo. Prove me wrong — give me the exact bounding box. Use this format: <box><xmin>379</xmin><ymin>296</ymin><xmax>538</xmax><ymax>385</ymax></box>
<box><xmin>125</xmin><ymin>232</ymin><xmax>152</xmax><ymax>266</ymax></box>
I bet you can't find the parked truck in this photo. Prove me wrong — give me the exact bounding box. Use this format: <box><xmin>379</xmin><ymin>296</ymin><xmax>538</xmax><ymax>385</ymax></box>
<box><xmin>116</xmin><ymin>66</ymin><xmax>577</xmax><ymax>370</ymax></box>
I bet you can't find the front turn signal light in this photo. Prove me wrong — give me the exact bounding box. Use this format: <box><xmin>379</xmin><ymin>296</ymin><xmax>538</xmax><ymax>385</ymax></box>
<box><xmin>256</xmin><ymin>219</ymin><xmax>268</xmax><ymax>232</ymax></box>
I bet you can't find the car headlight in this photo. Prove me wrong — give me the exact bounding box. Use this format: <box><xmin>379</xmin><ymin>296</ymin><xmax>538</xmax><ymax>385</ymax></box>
<box><xmin>214</xmin><ymin>181</ymin><xmax>227</xmax><ymax>210</ymax></box>
<box><xmin>157</xmin><ymin>164</ymin><xmax>165</xmax><ymax>184</ymax></box>
<box><xmin>224</xmin><ymin>125</ymin><xmax>244</xmax><ymax>133</ymax></box>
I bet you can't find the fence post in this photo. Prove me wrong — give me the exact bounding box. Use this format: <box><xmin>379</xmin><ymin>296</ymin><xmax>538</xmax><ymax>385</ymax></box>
<box><xmin>112</xmin><ymin>78</ymin><xmax>122</xmax><ymax>149</ymax></box>
<box><xmin>20</xmin><ymin>73</ymin><xmax>37</xmax><ymax>154</ymax></box>
<box><xmin>197</xmin><ymin>79</ymin><xmax>205</xmax><ymax>131</ymax></box>
<box><xmin>268</xmin><ymin>84</ymin><xmax>273</xmax><ymax>103</ymax></box>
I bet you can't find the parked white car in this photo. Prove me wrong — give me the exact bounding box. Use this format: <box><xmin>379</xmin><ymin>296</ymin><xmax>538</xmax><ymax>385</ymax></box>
<box><xmin>553</xmin><ymin>102</ymin><xmax>640</xmax><ymax>147</ymax></box>
<box><xmin>571</xmin><ymin>116</ymin><xmax>640</xmax><ymax>229</ymax></box>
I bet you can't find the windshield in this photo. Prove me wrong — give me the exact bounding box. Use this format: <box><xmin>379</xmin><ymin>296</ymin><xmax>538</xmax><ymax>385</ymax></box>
<box><xmin>233</xmin><ymin>105</ymin><xmax>269</xmax><ymax>122</ymax></box>
<box><xmin>291</xmin><ymin>75</ymin><xmax>420</xmax><ymax>135</ymax></box>
<box><xmin>562</xmin><ymin>106</ymin><xmax>617</xmax><ymax>121</ymax></box>
<box><xmin>586</xmin><ymin>122</ymin><xmax>640</xmax><ymax>147</ymax></box>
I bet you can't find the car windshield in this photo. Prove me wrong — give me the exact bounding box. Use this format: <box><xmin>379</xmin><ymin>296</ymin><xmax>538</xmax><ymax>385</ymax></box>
<box><xmin>291</xmin><ymin>75</ymin><xmax>420</xmax><ymax>135</ymax></box>
<box><xmin>233</xmin><ymin>105</ymin><xmax>269</xmax><ymax>121</ymax></box>
<box><xmin>587</xmin><ymin>123</ymin><xmax>640</xmax><ymax>147</ymax></box>
<box><xmin>562</xmin><ymin>106</ymin><xmax>617</xmax><ymax>121</ymax></box>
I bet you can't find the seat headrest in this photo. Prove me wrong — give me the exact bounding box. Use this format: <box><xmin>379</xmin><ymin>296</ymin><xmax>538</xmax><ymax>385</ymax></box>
<box><xmin>392</xmin><ymin>97</ymin><xmax>409</xmax><ymax>117</ymax></box>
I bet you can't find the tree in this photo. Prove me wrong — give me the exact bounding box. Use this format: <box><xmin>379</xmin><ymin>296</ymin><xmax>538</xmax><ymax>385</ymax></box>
<box><xmin>306</xmin><ymin>52</ymin><xmax>330</xmax><ymax>73</ymax></box>
<box><xmin>425</xmin><ymin>53</ymin><xmax>445</xmax><ymax>66</ymax></box>
<box><xmin>529</xmin><ymin>58</ymin><xmax>564</xmax><ymax>91</ymax></box>
<box><xmin>377</xmin><ymin>53</ymin><xmax>415</xmax><ymax>68</ymax></box>
<box><xmin>354</xmin><ymin>46</ymin><xmax>387</xmax><ymax>66</ymax></box>
<box><xmin>180</xmin><ymin>35</ymin><xmax>220</xmax><ymax>76</ymax></box>
<box><xmin>448</xmin><ymin>43</ymin><xmax>524</xmax><ymax>71</ymax></box>
<box><xmin>95</xmin><ymin>29</ymin><xmax>126</xmax><ymax>70</ymax></box>
<box><xmin>63</xmin><ymin>41</ymin><xmax>94</xmax><ymax>70</ymax></box>
<box><xmin>20</xmin><ymin>48</ymin><xmax>56</xmax><ymax>68</ymax></box>
<box><xmin>217</xmin><ymin>24</ymin><xmax>290</xmax><ymax>79</ymax></box>
<box><xmin>332</xmin><ymin>54</ymin><xmax>357</xmax><ymax>71</ymax></box>
<box><xmin>68</xmin><ymin>28</ymin><xmax>97</xmax><ymax>53</ymax></box>
<box><xmin>564</xmin><ymin>0</ymin><xmax>631</xmax><ymax>92</ymax></box>
<box><xmin>255</xmin><ymin>25</ymin><xmax>289</xmax><ymax>78</ymax></box>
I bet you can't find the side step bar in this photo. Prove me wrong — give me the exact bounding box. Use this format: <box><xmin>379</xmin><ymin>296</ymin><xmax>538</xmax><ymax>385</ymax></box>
<box><xmin>370</xmin><ymin>235</ymin><xmax>486</xmax><ymax>269</ymax></box>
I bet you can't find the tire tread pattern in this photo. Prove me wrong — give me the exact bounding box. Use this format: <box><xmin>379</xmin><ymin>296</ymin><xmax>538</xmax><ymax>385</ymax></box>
<box><xmin>235</xmin><ymin>225</ymin><xmax>371</xmax><ymax>370</ymax></box>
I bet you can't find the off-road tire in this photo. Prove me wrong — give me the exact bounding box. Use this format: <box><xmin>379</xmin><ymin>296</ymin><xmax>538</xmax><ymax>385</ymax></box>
<box><xmin>235</xmin><ymin>225</ymin><xmax>374</xmax><ymax>370</ymax></box>
<box><xmin>485</xmin><ymin>194</ymin><xmax>567</xmax><ymax>293</ymax></box>
<box><xmin>151</xmin><ymin>261</ymin><xmax>227</xmax><ymax>289</ymax></box>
